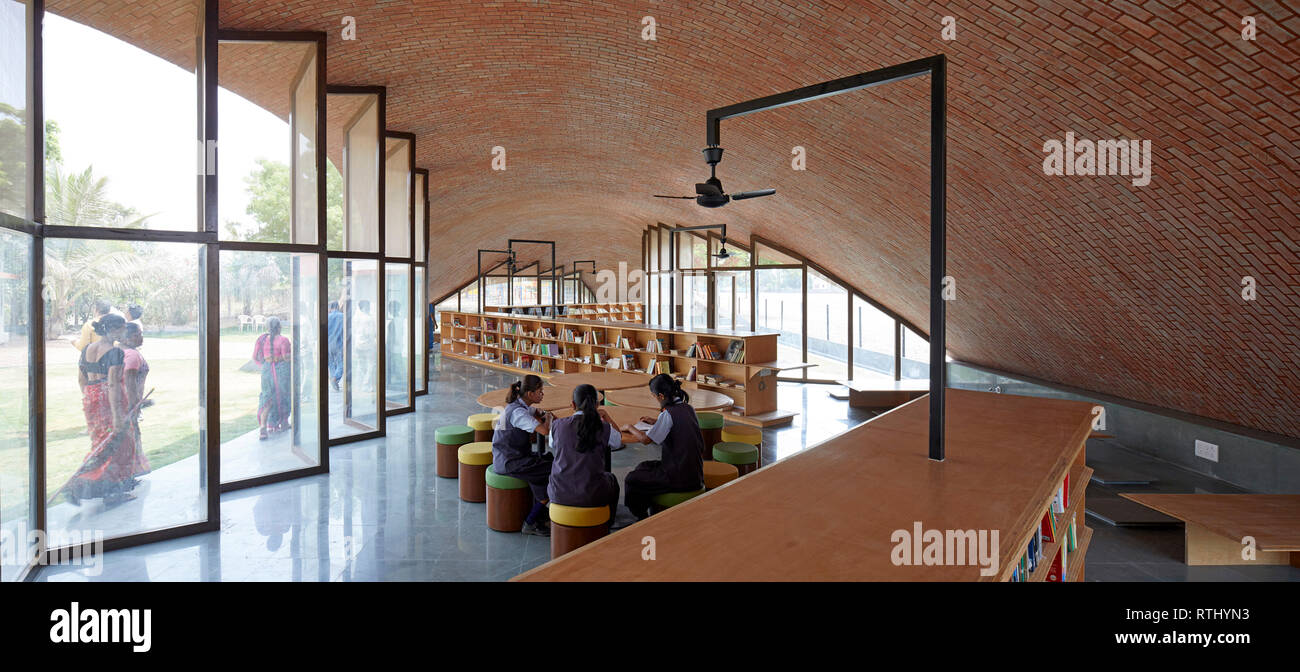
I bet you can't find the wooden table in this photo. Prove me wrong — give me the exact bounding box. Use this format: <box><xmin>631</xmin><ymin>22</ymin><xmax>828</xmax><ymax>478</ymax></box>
<box><xmin>834</xmin><ymin>378</ymin><xmax>930</xmax><ymax>409</ymax></box>
<box><xmin>514</xmin><ymin>389</ymin><xmax>1095</xmax><ymax>581</ymax></box>
<box><xmin>549</xmin><ymin>371</ymin><xmax>648</xmax><ymax>392</ymax></box>
<box><xmin>552</xmin><ymin>404</ymin><xmax>645</xmax><ymax>445</ymax></box>
<box><xmin>476</xmin><ymin>384</ymin><xmax>576</xmax><ymax>412</ymax></box>
<box><xmin>603</xmin><ymin>387</ymin><xmax>735</xmax><ymax>412</ymax></box>
<box><xmin>1120</xmin><ymin>494</ymin><xmax>1300</xmax><ymax>567</ymax></box>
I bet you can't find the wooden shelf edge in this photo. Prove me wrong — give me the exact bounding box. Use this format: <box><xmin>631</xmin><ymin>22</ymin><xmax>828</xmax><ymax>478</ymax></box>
<box><xmin>1025</xmin><ymin>465</ymin><xmax>1092</xmax><ymax>583</ymax></box>
<box><xmin>1065</xmin><ymin>525</ymin><xmax>1093</xmax><ymax>583</ymax></box>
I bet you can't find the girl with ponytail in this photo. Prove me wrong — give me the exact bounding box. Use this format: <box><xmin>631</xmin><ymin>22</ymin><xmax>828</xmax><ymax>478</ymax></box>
<box><xmin>491</xmin><ymin>374</ymin><xmax>555</xmax><ymax>536</ymax></box>
<box><xmin>620</xmin><ymin>373</ymin><xmax>705</xmax><ymax>520</ymax></box>
<box><xmin>546</xmin><ymin>384</ymin><xmax>621</xmax><ymax>524</ymax></box>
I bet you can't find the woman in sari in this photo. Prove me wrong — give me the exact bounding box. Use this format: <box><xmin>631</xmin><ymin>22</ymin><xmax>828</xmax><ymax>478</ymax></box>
<box><xmin>62</xmin><ymin>314</ymin><xmax>145</xmax><ymax>506</ymax></box>
<box><xmin>119</xmin><ymin>322</ymin><xmax>153</xmax><ymax>479</ymax></box>
<box><xmin>254</xmin><ymin>317</ymin><xmax>292</xmax><ymax>440</ymax></box>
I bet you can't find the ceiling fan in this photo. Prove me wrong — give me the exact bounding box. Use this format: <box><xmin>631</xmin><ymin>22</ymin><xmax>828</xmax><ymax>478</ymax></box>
<box><xmin>654</xmin><ymin>147</ymin><xmax>775</xmax><ymax>208</ymax></box>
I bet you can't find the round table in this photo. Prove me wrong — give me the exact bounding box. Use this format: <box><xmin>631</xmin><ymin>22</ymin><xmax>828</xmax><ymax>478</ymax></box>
<box><xmin>550</xmin><ymin>371</ymin><xmax>648</xmax><ymax>392</ymax></box>
<box><xmin>476</xmin><ymin>384</ymin><xmax>576</xmax><ymax>412</ymax></box>
<box><xmin>551</xmin><ymin>404</ymin><xmax>646</xmax><ymax>445</ymax></box>
<box><xmin>603</xmin><ymin>387</ymin><xmax>735</xmax><ymax>412</ymax></box>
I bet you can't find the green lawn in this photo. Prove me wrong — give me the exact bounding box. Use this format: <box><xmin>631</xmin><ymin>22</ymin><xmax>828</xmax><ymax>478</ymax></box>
<box><xmin>0</xmin><ymin>330</ymin><xmax>274</xmax><ymax>518</ymax></box>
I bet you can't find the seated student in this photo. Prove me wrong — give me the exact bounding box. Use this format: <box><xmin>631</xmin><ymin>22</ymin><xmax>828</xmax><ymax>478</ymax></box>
<box><xmin>491</xmin><ymin>374</ymin><xmax>554</xmax><ymax>536</ymax></box>
<box><xmin>619</xmin><ymin>374</ymin><xmax>705</xmax><ymax>520</ymax></box>
<box><xmin>547</xmin><ymin>384</ymin><xmax>622</xmax><ymax>524</ymax></box>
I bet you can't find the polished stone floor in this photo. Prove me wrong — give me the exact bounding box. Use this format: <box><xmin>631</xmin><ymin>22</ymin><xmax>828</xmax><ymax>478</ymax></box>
<box><xmin>31</xmin><ymin>352</ymin><xmax>1298</xmax><ymax>581</ymax></box>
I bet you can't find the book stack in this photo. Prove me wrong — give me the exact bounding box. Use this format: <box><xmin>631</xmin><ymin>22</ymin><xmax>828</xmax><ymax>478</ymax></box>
<box><xmin>725</xmin><ymin>339</ymin><xmax>745</xmax><ymax>362</ymax></box>
<box><xmin>622</xmin><ymin>354</ymin><xmax>636</xmax><ymax>370</ymax></box>
<box><xmin>656</xmin><ymin>360</ymin><xmax>671</xmax><ymax>375</ymax></box>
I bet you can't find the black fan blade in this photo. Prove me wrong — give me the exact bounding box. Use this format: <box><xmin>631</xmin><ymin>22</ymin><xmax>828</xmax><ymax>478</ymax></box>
<box><xmin>729</xmin><ymin>188</ymin><xmax>776</xmax><ymax>200</ymax></box>
<box><xmin>653</xmin><ymin>195</ymin><xmax>696</xmax><ymax>199</ymax></box>
<box><xmin>695</xmin><ymin>182</ymin><xmax>723</xmax><ymax>198</ymax></box>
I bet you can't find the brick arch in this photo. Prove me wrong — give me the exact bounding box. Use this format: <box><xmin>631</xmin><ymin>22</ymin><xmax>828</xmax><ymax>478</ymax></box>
<box><xmin>44</xmin><ymin>0</ymin><xmax>1300</xmax><ymax>438</ymax></box>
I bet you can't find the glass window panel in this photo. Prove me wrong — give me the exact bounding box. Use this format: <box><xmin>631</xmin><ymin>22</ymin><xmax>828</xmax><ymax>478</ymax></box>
<box><xmin>217</xmin><ymin>41</ymin><xmax>316</xmax><ymax>243</ymax></box>
<box><xmin>325</xmin><ymin>93</ymin><xmax>376</xmax><ymax>250</ymax></box>
<box><xmin>512</xmin><ymin>276</ymin><xmax>537</xmax><ymax>305</ymax></box>
<box><xmin>756</xmin><ymin>267</ymin><xmax>802</xmax><ymax>367</ymax></box>
<box><xmin>715</xmin><ymin>270</ymin><xmax>750</xmax><ymax>331</ymax></box>
<box><xmin>414</xmin><ymin>173</ymin><xmax>426</xmax><ymax>262</ymax></box>
<box><xmin>327</xmin><ymin>258</ymin><xmax>379</xmax><ymax>438</ymax></box>
<box><xmin>343</xmin><ymin>97</ymin><xmax>380</xmax><ymax>253</ymax></box>
<box><xmin>646</xmin><ymin>273</ymin><xmax>657</xmax><ymax>325</ymax></box>
<box><xmin>540</xmin><ymin>276</ymin><xmax>552</xmax><ymax>306</ymax></box>
<box><xmin>682</xmin><ymin>274</ymin><xmax>708</xmax><ymax>330</ymax></box>
<box><xmin>414</xmin><ymin>267</ymin><xmax>425</xmax><ymax>392</ymax></box>
<box><xmin>712</xmin><ymin>237</ymin><xmax>751</xmax><ymax>267</ymax></box>
<box><xmin>756</xmin><ymin>242</ymin><xmax>800</xmax><ymax>265</ymax></box>
<box><xmin>659</xmin><ymin>228</ymin><xmax>669</xmax><ymax>270</ymax></box>
<box><xmin>0</xmin><ymin>227</ymin><xmax>31</xmax><ymax>579</ymax></box>
<box><xmin>43</xmin><ymin>239</ymin><xmax>207</xmax><ymax>542</ymax></box>
<box><xmin>648</xmin><ymin>231</ymin><xmax>658</xmax><ymax>272</ymax></box>
<box><xmin>458</xmin><ymin>281</ymin><xmax>477</xmax><ymax>314</ymax></box>
<box><xmin>291</xmin><ymin>51</ymin><xmax>318</xmax><ymax>245</ymax></box>
<box><xmin>805</xmin><ymin>268</ymin><xmax>848</xmax><ymax>380</ymax></box>
<box><xmin>901</xmin><ymin>325</ymin><xmax>930</xmax><ymax>379</ymax></box>
<box><xmin>853</xmin><ymin>296</ymin><xmax>896</xmax><ymax>381</ymax></box>
<box><xmin>384</xmin><ymin>138</ymin><xmax>410</xmax><ymax>258</ymax></box>
<box><xmin>384</xmin><ymin>263</ymin><xmax>410</xmax><ymax>409</ymax></box>
<box><xmin>692</xmin><ymin>236</ymin><xmax>707</xmax><ymax>269</ymax></box>
<box><xmin>484</xmin><ymin>276</ymin><xmax>508</xmax><ymax>308</ymax></box>
<box><xmin>43</xmin><ymin>2</ymin><xmax>199</xmax><ymax>230</ymax></box>
<box><xmin>218</xmin><ymin>251</ymin><xmax>321</xmax><ymax>484</ymax></box>
<box><xmin>0</xmin><ymin>0</ymin><xmax>28</xmax><ymax>219</ymax></box>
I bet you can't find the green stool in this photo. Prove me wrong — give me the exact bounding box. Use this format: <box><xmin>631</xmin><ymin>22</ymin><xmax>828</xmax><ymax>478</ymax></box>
<box><xmin>486</xmin><ymin>466</ymin><xmax>531</xmax><ymax>532</ymax></box>
<box><xmin>435</xmin><ymin>425</ymin><xmax>475</xmax><ymax>478</ymax></box>
<box><xmin>713</xmin><ymin>441</ymin><xmax>760</xmax><ymax>476</ymax></box>
<box><xmin>650</xmin><ymin>487</ymin><xmax>705</xmax><ymax>513</ymax></box>
<box><xmin>696</xmin><ymin>412</ymin><xmax>725</xmax><ymax>460</ymax></box>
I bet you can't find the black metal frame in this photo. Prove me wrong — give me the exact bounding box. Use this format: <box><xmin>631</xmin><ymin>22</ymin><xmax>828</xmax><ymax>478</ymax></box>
<box><xmin>665</xmin><ymin>224</ymin><xmax>726</xmax><ymax>331</ymax></box>
<box><xmin>507</xmin><ymin>239</ymin><xmax>558</xmax><ymax>314</ymax></box>
<box><xmin>324</xmin><ymin>85</ymin><xmax>387</xmax><ymax>446</ymax></box>
<box><xmin>704</xmin><ymin>55</ymin><xmax>947</xmax><ymax>460</ymax></box>
<box><xmin>382</xmin><ymin>130</ymin><xmax>416</xmax><ymax>417</ymax></box>
<box><xmin>413</xmin><ymin>168</ymin><xmax>429</xmax><ymax>397</ymax></box>
<box><xmin>212</xmin><ymin>30</ymin><xmax>331</xmax><ymax>493</ymax></box>
<box><xmin>477</xmin><ymin>248</ymin><xmax>514</xmax><ymax>313</ymax></box>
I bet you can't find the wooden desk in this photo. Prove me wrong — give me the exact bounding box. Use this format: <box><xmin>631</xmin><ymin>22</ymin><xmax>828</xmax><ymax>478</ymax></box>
<box><xmin>1120</xmin><ymin>494</ymin><xmax>1300</xmax><ymax>567</ymax></box>
<box><xmin>834</xmin><ymin>378</ymin><xmax>930</xmax><ymax>409</ymax></box>
<box><xmin>552</xmin><ymin>404</ymin><xmax>645</xmax><ymax>445</ymax></box>
<box><xmin>603</xmin><ymin>387</ymin><xmax>735</xmax><ymax>412</ymax></box>
<box><xmin>548</xmin><ymin>371</ymin><xmax>648</xmax><ymax>392</ymax></box>
<box><xmin>476</xmin><ymin>385</ymin><xmax>576</xmax><ymax>412</ymax></box>
<box><xmin>514</xmin><ymin>389</ymin><xmax>1095</xmax><ymax>581</ymax></box>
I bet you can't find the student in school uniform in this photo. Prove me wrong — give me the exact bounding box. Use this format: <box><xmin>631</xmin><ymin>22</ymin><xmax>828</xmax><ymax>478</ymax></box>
<box><xmin>547</xmin><ymin>384</ymin><xmax>622</xmax><ymax>524</ymax></box>
<box><xmin>492</xmin><ymin>374</ymin><xmax>555</xmax><ymax>536</ymax></box>
<box><xmin>619</xmin><ymin>374</ymin><xmax>705</xmax><ymax>520</ymax></box>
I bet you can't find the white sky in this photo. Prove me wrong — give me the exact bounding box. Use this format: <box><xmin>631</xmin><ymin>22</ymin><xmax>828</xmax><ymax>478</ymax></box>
<box><xmin>38</xmin><ymin>11</ymin><xmax>286</xmax><ymax>232</ymax></box>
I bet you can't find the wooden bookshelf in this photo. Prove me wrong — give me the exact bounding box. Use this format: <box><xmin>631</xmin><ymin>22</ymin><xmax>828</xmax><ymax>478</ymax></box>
<box><xmin>513</xmin><ymin>389</ymin><xmax>1096</xmax><ymax>581</ymax></box>
<box><xmin>483</xmin><ymin>302</ymin><xmax>644</xmax><ymax>323</ymax></box>
<box><xmin>436</xmin><ymin>308</ymin><xmax>802</xmax><ymax>427</ymax></box>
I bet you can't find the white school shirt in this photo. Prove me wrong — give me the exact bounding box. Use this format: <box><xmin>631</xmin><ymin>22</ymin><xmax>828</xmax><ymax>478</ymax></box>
<box><xmin>645</xmin><ymin>409</ymin><xmax>672</xmax><ymax>445</ymax></box>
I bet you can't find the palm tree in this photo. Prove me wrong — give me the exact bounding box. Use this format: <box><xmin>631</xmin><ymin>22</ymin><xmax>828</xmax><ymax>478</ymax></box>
<box><xmin>41</xmin><ymin>165</ymin><xmax>151</xmax><ymax>337</ymax></box>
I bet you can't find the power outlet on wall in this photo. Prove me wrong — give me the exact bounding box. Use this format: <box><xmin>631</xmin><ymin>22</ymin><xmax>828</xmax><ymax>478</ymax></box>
<box><xmin>1195</xmin><ymin>439</ymin><xmax>1219</xmax><ymax>463</ymax></box>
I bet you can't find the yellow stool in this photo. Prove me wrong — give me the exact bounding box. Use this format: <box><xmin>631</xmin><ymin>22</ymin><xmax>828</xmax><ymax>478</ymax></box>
<box><xmin>457</xmin><ymin>442</ymin><xmax>493</xmax><ymax>502</ymax></box>
<box><xmin>549</xmin><ymin>503</ymin><xmax>611</xmax><ymax>559</ymax></box>
<box><xmin>467</xmin><ymin>413</ymin><xmax>498</xmax><ymax>443</ymax></box>
<box><xmin>721</xmin><ymin>425</ymin><xmax>762</xmax><ymax>468</ymax></box>
<box><xmin>703</xmin><ymin>461</ymin><xmax>739</xmax><ymax>490</ymax></box>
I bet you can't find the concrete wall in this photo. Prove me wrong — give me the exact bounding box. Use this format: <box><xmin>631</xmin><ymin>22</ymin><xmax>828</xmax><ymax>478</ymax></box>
<box><xmin>949</xmin><ymin>362</ymin><xmax>1300</xmax><ymax>494</ymax></box>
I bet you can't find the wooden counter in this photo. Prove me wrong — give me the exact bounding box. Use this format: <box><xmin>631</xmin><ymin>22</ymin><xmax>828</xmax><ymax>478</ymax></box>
<box><xmin>514</xmin><ymin>388</ymin><xmax>1095</xmax><ymax>581</ymax></box>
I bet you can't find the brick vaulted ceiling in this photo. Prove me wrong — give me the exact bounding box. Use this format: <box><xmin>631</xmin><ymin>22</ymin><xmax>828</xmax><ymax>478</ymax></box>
<box><xmin>47</xmin><ymin>1</ymin><xmax>1300</xmax><ymax>439</ymax></box>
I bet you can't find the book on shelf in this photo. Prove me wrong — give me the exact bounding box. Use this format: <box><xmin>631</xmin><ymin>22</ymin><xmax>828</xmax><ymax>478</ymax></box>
<box><xmin>617</xmin><ymin>337</ymin><xmax>632</xmax><ymax>349</ymax></box>
<box><xmin>725</xmin><ymin>339</ymin><xmax>745</xmax><ymax>362</ymax></box>
<box><xmin>484</xmin><ymin>319</ymin><xmax>496</xmax><ymax>331</ymax></box>
<box><xmin>686</xmin><ymin>365</ymin><xmax>697</xmax><ymax>381</ymax></box>
<box><xmin>656</xmin><ymin>360</ymin><xmax>671</xmax><ymax>375</ymax></box>
<box><xmin>622</xmin><ymin>354</ymin><xmax>635</xmax><ymax>370</ymax></box>
<box><xmin>646</xmin><ymin>357</ymin><xmax>657</xmax><ymax>374</ymax></box>
<box><xmin>606</xmin><ymin>356</ymin><xmax>620</xmax><ymax>369</ymax></box>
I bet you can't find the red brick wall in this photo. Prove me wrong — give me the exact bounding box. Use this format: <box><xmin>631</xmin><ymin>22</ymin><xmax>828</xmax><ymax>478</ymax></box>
<box><xmin>57</xmin><ymin>1</ymin><xmax>1300</xmax><ymax>438</ymax></box>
